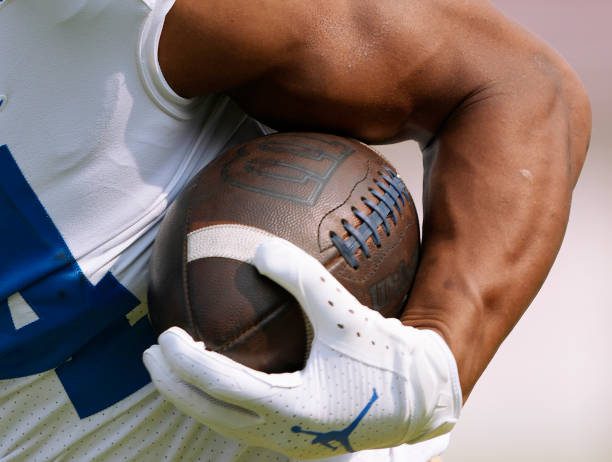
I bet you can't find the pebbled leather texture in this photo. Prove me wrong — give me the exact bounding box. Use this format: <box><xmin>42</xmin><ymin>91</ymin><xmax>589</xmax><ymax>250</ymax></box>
<box><xmin>148</xmin><ymin>133</ymin><xmax>420</xmax><ymax>372</ymax></box>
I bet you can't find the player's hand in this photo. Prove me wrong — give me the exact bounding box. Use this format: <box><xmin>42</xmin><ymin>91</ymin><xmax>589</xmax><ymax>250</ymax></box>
<box><xmin>143</xmin><ymin>238</ymin><xmax>462</xmax><ymax>460</ymax></box>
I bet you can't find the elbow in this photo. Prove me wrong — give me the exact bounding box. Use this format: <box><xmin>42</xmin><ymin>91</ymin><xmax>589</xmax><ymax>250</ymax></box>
<box><xmin>495</xmin><ymin>46</ymin><xmax>592</xmax><ymax>189</ymax></box>
<box><xmin>528</xmin><ymin>51</ymin><xmax>592</xmax><ymax>186</ymax></box>
<box><xmin>560</xmin><ymin>68</ymin><xmax>592</xmax><ymax>186</ymax></box>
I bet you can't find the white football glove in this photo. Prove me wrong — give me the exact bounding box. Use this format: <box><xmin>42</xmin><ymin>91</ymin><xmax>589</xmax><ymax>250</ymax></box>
<box><xmin>143</xmin><ymin>238</ymin><xmax>462</xmax><ymax>460</ymax></box>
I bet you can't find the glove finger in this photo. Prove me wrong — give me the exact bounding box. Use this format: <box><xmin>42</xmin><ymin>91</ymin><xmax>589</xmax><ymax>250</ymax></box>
<box><xmin>143</xmin><ymin>344</ymin><xmax>260</xmax><ymax>430</ymax></box>
<box><xmin>253</xmin><ymin>238</ymin><xmax>365</xmax><ymax>329</ymax></box>
<box><xmin>158</xmin><ymin>327</ymin><xmax>301</xmax><ymax>406</ymax></box>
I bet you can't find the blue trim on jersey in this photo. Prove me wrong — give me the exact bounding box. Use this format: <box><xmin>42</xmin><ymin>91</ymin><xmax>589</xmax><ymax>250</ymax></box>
<box><xmin>0</xmin><ymin>145</ymin><xmax>154</xmax><ymax>418</ymax></box>
<box><xmin>56</xmin><ymin>316</ymin><xmax>155</xmax><ymax>418</ymax></box>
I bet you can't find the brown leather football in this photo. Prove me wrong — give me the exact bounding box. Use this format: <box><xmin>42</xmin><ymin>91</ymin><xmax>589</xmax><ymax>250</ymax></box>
<box><xmin>148</xmin><ymin>133</ymin><xmax>420</xmax><ymax>373</ymax></box>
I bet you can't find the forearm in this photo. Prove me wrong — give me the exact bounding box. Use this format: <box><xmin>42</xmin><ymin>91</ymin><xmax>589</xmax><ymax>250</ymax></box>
<box><xmin>401</xmin><ymin>64</ymin><xmax>591</xmax><ymax>400</ymax></box>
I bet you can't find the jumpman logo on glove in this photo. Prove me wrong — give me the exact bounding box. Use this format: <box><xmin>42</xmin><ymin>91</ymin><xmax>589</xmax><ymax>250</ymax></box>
<box><xmin>291</xmin><ymin>388</ymin><xmax>379</xmax><ymax>452</ymax></box>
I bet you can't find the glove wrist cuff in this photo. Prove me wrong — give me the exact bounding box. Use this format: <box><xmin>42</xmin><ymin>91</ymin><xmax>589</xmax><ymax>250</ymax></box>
<box><xmin>427</xmin><ymin>329</ymin><xmax>463</xmax><ymax>416</ymax></box>
<box><xmin>401</xmin><ymin>329</ymin><xmax>463</xmax><ymax>444</ymax></box>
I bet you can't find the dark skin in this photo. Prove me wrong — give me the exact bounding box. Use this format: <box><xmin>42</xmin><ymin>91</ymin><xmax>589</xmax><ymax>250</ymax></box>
<box><xmin>158</xmin><ymin>0</ymin><xmax>591</xmax><ymax>402</ymax></box>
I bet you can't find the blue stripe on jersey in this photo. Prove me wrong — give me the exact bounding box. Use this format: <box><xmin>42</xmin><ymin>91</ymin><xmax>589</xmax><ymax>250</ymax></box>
<box><xmin>0</xmin><ymin>145</ymin><xmax>154</xmax><ymax>418</ymax></box>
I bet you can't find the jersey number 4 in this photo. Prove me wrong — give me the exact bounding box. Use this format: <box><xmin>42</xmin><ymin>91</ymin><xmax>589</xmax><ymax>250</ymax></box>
<box><xmin>0</xmin><ymin>145</ymin><xmax>155</xmax><ymax>418</ymax></box>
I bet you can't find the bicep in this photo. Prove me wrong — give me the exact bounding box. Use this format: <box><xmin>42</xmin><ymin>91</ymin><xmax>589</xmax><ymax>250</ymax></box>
<box><xmin>157</xmin><ymin>0</ymin><xmax>570</xmax><ymax>144</ymax></box>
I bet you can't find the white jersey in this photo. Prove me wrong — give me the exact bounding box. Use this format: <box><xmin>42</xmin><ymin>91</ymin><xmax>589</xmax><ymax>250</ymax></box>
<box><xmin>0</xmin><ymin>1</ymin><xmax>446</xmax><ymax>460</ymax></box>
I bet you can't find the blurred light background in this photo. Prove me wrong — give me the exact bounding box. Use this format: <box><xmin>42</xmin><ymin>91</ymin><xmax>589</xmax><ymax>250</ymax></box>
<box><xmin>376</xmin><ymin>1</ymin><xmax>612</xmax><ymax>460</ymax></box>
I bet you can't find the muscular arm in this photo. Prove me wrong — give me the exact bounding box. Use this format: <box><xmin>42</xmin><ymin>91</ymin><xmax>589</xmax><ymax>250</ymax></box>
<box><xmin>159</xmin><ymin>0</ymin><xmax>591</xmax><ymax>400</ymax></box>
<box><xmin>403</xmin><ymin>61</ymin><xmax>590</xmax><ymax>400</ymax></box>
